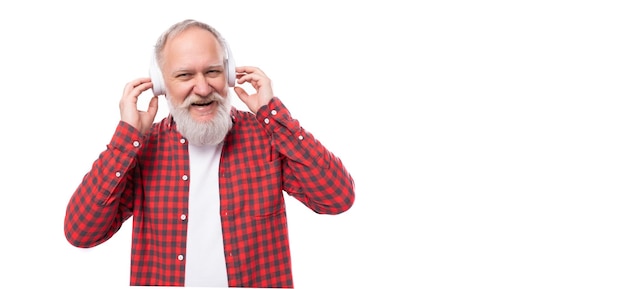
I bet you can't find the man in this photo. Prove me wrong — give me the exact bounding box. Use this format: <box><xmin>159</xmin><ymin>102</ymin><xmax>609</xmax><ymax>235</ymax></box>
<box><xmin>64</xmin><ymin>19</ymin><xmax>355</xmax><ymax>288</ymax></box>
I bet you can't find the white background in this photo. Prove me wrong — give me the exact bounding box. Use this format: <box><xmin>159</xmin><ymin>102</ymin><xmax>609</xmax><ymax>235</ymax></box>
<box><xmin>1</xmin><ymin>1</ymin><xmax>626</xmax><ymax>288</ymax></box>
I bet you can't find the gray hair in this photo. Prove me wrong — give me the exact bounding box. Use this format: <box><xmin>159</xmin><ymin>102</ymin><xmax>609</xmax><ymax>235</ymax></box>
<box><xmin>154</xmin><ymin>19</ymin><xmax>228</xmax><ymax>66</ymax></box>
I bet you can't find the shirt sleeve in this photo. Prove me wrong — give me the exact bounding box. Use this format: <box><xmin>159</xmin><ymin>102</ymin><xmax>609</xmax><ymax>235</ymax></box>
<box><xmin>255</xmin><ymin>97</ymin><xmax>355</xmax><ymax>214</ymax></box>
<box><xmin>64</xmin><ymin>121</ymin><xmax>142</xmax><ymax>248</ymax></box>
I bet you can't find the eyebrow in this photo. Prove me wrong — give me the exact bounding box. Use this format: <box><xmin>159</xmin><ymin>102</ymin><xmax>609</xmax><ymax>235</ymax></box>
<box><xmin>171</xmin><ymin>64</ymin><xmax>223</xmax><ymax>75</ymax></box>
<box><xmin>177</xmin><ymin>63</ymin><xmax>223</xmax><ymax>69</ymax></box>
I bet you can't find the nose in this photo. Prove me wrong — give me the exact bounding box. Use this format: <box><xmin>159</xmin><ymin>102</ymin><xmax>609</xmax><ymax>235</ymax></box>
<box><xmin>192</xmin><ymin>74</ymin><xmax>212</xmax><ymax>97</ymax></box>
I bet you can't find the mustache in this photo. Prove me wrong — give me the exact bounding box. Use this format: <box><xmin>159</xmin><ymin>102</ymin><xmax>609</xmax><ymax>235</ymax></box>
<box><xmin>179</xmin><ymin>92</ymin><xmax>224</xmax><ymax>108</ymax></box>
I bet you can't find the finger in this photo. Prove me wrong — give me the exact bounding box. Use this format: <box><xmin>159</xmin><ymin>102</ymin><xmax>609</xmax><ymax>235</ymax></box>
<box><xmin>122</xmin><ymin>79</ymin><xmax>153</xmax><ymax>103</ymax></box>
<box><xmin>236</xmin><ymin>71</ymin><xmax>267</xmax><ymax>83</ymax></box>
<box><xmin>233</xmin><ymin>86</ymin><xmax>249</xmax><ymax>100</ymax></box>
<box><xmin>146</xmin><ymin>96</ymin><xmax>159</xmax><ymax>117</ymax></box>
<box><xmin>124</xmin><ymin>77</ymin><xmax>152</xmax><ymax>92</ymax></box>
<box><xmin>235</xmin><ymin>66</ymin><xmax>266</xmax><ymax>76</ymax></box>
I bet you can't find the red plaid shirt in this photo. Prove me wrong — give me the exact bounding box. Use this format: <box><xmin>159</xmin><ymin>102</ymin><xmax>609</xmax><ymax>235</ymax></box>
<box><xmin>64</xmin><ymin>97</ymin><xmax>355</xmax><ymax>287</ymax></box>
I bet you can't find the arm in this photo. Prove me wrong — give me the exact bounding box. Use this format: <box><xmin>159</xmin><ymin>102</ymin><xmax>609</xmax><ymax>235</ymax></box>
<box><xmin>233</xmin><ymin>66</ymin><xmax>355</xmax><ymax>214</ymax></box>
<box><xmin>65</xmin><ymin>78</ymin><xmax>158</xmax><ymax>247</ymax></box>
<box><xmin>64</xmin><ymin>121</ymin><xmax>142</xmax><ymax>247</ymax></box>
<box><xmin>257</xmin><ymin>97</ymin><xmax>355</xmax><ymax>214</ymax></box>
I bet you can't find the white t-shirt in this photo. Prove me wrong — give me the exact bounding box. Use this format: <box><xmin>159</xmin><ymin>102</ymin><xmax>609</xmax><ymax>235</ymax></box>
<box><xmin>184</xmin><ymin>142</ymin><xmax>228</xmax><ymax>287</ymax></box>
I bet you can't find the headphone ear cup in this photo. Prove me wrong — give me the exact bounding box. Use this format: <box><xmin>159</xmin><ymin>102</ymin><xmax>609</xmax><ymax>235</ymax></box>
<box><xmin>149</xmin><ymin>54</ymin><xmax>166</xmax><ymax>96</ymax></box>
<box><xmin>224</xmin><ymin>41</ymin><xmax>236</xmax><ymax>87</ymax></box>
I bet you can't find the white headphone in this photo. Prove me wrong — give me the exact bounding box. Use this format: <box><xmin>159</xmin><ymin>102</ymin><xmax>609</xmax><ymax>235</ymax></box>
<box><xmin>149</xmin><ymin>35</ymin><xmax>236</xmax><ymax>96</ymax></box>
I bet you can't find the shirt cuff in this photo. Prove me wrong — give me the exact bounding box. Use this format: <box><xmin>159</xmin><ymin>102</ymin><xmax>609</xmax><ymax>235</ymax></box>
<box><xmin>256</xmin><ymin>97</ymin><xmax>301</xmax><ymax>134</ymax></box>
<box><xmin>109</xmin><ymin>121</ymin><xmax>144</xmax><ymax>154</ymax></box>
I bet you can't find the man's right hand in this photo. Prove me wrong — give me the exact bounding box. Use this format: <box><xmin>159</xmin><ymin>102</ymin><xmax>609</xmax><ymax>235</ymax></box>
<box><xmin>119</xmin><ymin>77</ymin><xmax>159</xmax><ymax>135</ymax></box>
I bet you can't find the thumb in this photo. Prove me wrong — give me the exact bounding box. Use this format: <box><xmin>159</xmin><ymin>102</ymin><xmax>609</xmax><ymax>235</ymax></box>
<box><xmin>146</xmin><ymin>96</ymin><xmax>159</xmax><ymax>119</ymax></box>
<box><xmin>233</xmin><ymin>86</ymin><xmax>248</xmax><ymax>101</ymax></box>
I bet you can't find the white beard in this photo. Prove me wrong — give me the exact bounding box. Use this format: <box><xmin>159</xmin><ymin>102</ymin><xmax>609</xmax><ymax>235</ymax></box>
<box><xmin>167</xmin><ymin>92</ymin><xmax>233</xmax><ymax>146</ymax></box>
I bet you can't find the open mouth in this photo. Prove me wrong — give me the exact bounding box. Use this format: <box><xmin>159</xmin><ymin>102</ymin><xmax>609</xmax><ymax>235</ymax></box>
<box><xmin>192</xmin><ymin>100</ymin><xmax>215</xmax><ymax>107</ymax></box>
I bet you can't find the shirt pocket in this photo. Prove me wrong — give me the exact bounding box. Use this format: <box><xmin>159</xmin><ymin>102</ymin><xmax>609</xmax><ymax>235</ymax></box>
<box><xmin>238</xmin><ymin>158</ymin><xmax>285</xmax><ymax>218</ymax></box>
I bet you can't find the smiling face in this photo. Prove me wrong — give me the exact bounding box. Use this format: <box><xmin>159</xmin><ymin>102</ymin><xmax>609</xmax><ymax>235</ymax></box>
<box><xmin>161</xmin><ymin>26</ymin><xmax>229</xmax><ymax>121</ymax></box>
<box><xmin>160</xmin><ymin>26</ymin><xmax>233</xmax><ymax>145</ymax></box>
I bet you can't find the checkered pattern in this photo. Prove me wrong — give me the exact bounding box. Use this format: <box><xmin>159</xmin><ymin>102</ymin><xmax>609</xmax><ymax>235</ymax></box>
<box><xmin>64</xmin><ymin>97</ymin><xmax>355</xmax><ymax>287</ymax></box>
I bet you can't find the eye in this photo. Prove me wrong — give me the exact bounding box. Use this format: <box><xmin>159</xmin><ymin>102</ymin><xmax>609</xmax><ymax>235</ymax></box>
<box><xmin>205</xmin><ymin>69</ymin><xmax>222</xmax><ymax>77</ymax></box>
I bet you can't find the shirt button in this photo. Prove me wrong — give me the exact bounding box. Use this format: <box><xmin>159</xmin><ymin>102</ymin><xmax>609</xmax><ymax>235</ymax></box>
<box><xmin>182</xmin><ymin>175</ymin><xmax>188</xmax><ymax>181</ymax></box>
<box><xmin>271</xmin><ymin>110</ymin><xmax>277</xmax><ymax>115</ymax></box>
<box><xmin>115</xmin><ymin>171</ymin><xmax>121</xmax><ymax>177</ymax></box>
<box><xmin>264</xmin><ymin>118</ymin><xmax>269</xmax><ymax>124</ymax></box>
<box><xmin>180</xmin><ymin>138</ymin><xmax>186</xmax><ymax>144</ymax></box>
<box><xmin>132</xmin><ymin>140</ymin><xmax>140</xmax><ymax>147</ymax></box>
<box><xmin>177</xmin><ymin>254</ymin><xmax>184</xmax><ymax>261</ymax></box>
<box><xmin>180</xmin><ymin>214</ymin><xmax>187</xmax><ymax>221</ymax></box>
<box><xmin>298</xmin><ymin>135</ymin><xmax>304</xmax><ymax>140</ymax></box>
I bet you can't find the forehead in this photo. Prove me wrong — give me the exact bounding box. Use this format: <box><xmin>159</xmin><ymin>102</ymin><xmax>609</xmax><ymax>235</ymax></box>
<box><xmin>163</xmin><ymin>27</ymin><xmax>224</xmax><ymax>63</ymax></box>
